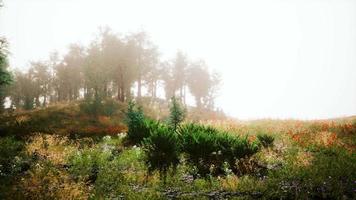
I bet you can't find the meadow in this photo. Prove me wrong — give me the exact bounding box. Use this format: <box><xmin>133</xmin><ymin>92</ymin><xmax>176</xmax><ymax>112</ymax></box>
<box><xmin>0</xmin><ymin>101</ymin><xmax>355</xmax><ymax>200</ymax></box>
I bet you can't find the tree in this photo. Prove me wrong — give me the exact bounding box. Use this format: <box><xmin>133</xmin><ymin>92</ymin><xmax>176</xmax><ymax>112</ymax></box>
<box><xmin>145</xmin><ymin>60</ymin><xmax>162</xmax><ymax>101</ymax></box>
<box><xmin>172</xmin><ymin>51</ymin><xmax>188</xmax><ymax>103</ymax></box>
<box><xmin>29</xmin><ymin>61</ymin><xmax>51</xmax><ymax>107</ymax></box>
<box><xmin>0</xmin><ymin>39</ymin><xmax>11</xmax><ymax>86</ymax></box>
<box><xmin>62</xmin><ymin>44</ymin><xmax>84</xmax><ymax>100</ymax></box>
<box><xmin>82</xmin><ymin>41</ymin><xmax>106</xmax><ymax>99</ymax></box>
<box><xmin>100</xmin><ymin>28</ymin><xmax>128</xmax><ymax>101</ymax></box>
<box><xmin>4</xmin><ymin>28</ymin><xmax>223</xmax><ymax>116</ymax></box>
<box><xmin>203</xmin><ymin>71</ymin><xmax>221</xmax><ymax>110</ymax></box>
<box><xmin>0</xmin><ymin>38</ymin><xmax>12</xmax><ymax>112</ymax></box>
<box><xmin>161</xmin><ymin>61</ymin><xmax>175</xmax><ymax>101</ymax></box>
<box><xmin>187</xmin><ymin>61</ymin><xmax>220</xmax><ymax>109</ymax></box>
<box><xmin>9</xmin><ymin>70</ymin><xmax>36</xmax><ymax>110</ymax></box>
<box><xmin>127</xmin><ymin>31</ymin><xmax>158</xmax><ymax>101</ymax></box>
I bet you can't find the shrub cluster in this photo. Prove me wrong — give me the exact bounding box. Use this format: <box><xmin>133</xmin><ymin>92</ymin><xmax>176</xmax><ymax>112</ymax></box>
<box><xmin>126</xmin><ymin>101</ymin><xmax>262</xmax><ymax>179</ymax></box>
<box><xmin>179</xmin><ymin>124</ymin><xmax>260</xmax><ymax>177</ymax></box>
<box><xmin>0</xmin><ymin>136</ymin><xmax>28</xmax><ymax>176</ymax></box>
<box><xmin>80</xmin><ymin>97</ymin><xmax>120</xmax><ymax>117</ymax></box>
<box><xmin>125</xmin><ymin>101</ymin><xmax>152</xmax><ymax>144</ymax></box>
<box><xmin>68</xmin><ymin>148</ymin><xmax>112</xmax><ymax>183</ymax></box>
<box><xmin>142</xmin><ymin>122</ymin><xmax>180</xmax><ymax>182</ymax></box>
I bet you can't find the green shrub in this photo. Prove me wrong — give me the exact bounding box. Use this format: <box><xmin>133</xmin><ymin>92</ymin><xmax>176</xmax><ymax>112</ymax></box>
<box><xmin>142</xmin><ymin>122</ymin><xmax>180</xmax><ymax>182</ymax></box>
<box><xmin>98</xmin><ymin>147</ymin><xmax>146</xmax><ymax>196</ymax></box>
<box><xmin>79</xmin><ymin>95</ymin><xmax>103</xmax><ymax>117</ymax></box>
<box><xmin>67</xmin><ymin>148</ymin><xmax>112</xmax><ymax>183</ymax></box>
<box><xmin>168</xmin><ymin>96</ymin><xmax>186</xmax><ymax>131</ymax></box>
<box><xmin>93</xmin><ymin>157</ymin><xmax>124</xmax><ymax>198</ymax></box>
<box><xmin>217</xmin><ymin>133</ymin><xmax>260</xmax><ymax>175</ymax></box>
<box><xmin>0</xmin><ymin>136</ymin><xmax>26</xmax><ymax>176</ymax></box>
<box><xmin>101</xmin><ymin>98</ymin><xmax>120</xmax><ymax>116</ymax></box>
<box><xmin>180</xmin><ymin>125</ymin><xmax>222</xmax><ymax>176</ymax></box>
<box><xmin>257</xmin><ymin>134</ymin><xmax>275</xmax><ymax>148</ymax></box>
<box><xmin>179</xmin><ymin>123</ymin><xmax>260</xmax><ymax>177</ymax></box>
<box><xmin>80</xmin><ymin>97</ymin><xmax>120</xmax><ymax>117</ymax></box>
<box><xmin>267</xmin><ymin>147</ymin><xmax>356</xmax><ymax>199</ymax></box>
<box><xmin>125</xmin><ymin>101</ymin><xmax>153</xmax><ymax>144</ymax></box>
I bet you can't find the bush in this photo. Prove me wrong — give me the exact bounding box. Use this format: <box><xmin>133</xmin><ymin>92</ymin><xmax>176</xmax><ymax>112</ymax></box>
<box><xmin>101</xmin><ymin>98</ymin><xmax>120</xmax><ymax>116</ymax></box>
<box><xmin>125</xmin><ymin>101</ymin><xmax>152</xmax><ymax>144</ymax></box>
<box><xmin>257</xmin><ymin>134</ymin><xmax>275</xmax><ymax>148</ymax></box>
<box><xmin>79</xmin><ymin>95</ymin><xmax>103</xmax><ymax>117</ymax></box>
<box><xmin>67</xmin><ymin>148</ymin><xmax>112</xmax><ymax>183</ymax></box>
<box><xmin>18</xmin><ymin>161</ymin><xmax>88</xmax><ymax>200</ymax></box>
<box><xmin>142</xmin><ymin>122</ymin><xmax>180</xmax><ymax>182</ymax></box>
<box><xmin>179</xmin><ymin>123</ymin><xmax>260</xmax><ymax>177</ymax></box>
<box><xmin>267</xmin><ymin>147</ymin><xmax>356</xmax><ymax>199</ymax></box>
<box><xmin>80</xmin><ymin>97</ymin><xmax>120</xmax><ymax>117</ymax></box>
<box><xmin>0</xmin><ymin>136</ymin><xmax>26</xmax><ymax>176</ymax></box>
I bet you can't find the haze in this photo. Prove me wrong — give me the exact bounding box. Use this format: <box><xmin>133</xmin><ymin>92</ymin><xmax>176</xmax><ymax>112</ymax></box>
<box><xmin>1</xmin><ymin>0</ymin><xmax>355</xmax><ymax>119</ymax></box>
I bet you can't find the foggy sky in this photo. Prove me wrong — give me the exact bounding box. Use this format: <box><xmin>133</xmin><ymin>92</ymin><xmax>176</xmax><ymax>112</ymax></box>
<box><xmin>0</xmin><ymin>0</ymin><xmax>355</xmax><ymax>120</ymax></box>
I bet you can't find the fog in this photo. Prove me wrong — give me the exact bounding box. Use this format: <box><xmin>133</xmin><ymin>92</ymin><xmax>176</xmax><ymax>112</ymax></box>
<box><xmin>1</xmin><ymin>0</ymin><xmax>355</xmax><ymax>119</ymax></box>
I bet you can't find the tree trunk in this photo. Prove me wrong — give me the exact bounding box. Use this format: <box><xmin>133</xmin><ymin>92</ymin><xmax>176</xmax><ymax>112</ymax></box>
<box><xmin>196</xmin><ymin>96</ymin><xmax>202</xmax><ymax>108</ymax></box>
<box><xmin>183</xmin><ymin>86</ymin><xmax>186</xmax><ymax>105</ymax></box>
<box><xmin>43</xmin><ymin>95</ymin><xmax>47</xmax><ymax>107</ymax></box>
<box><xmin>36</xmin><ymin>96</ymin><xmax>40</xmax><ymax>107</ymax></box>
<box><xmin>137</xmin><ymin>74</ymin><xmax>142</xmax><ymax>99</ymax></box>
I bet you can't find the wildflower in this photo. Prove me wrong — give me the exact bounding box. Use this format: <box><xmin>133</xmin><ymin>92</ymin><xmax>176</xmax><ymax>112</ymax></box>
<box><xmin>103</xmin><ymin>135</ymin><xmax>111</xmax><ymax>141</ymax></box>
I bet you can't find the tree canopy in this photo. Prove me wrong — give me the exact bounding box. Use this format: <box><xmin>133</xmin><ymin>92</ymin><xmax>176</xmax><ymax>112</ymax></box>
<box><xmin>3</xmin><ymin>28</ymin><xmax>221</xmax><ymax>113</ymax></box>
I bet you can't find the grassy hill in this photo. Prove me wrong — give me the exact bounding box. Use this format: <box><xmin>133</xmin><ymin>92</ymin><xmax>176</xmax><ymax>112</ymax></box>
<box><xmin>0</xmin><ymin>103</ymin><xmax>355</xmax><ymax>199</ymax></box>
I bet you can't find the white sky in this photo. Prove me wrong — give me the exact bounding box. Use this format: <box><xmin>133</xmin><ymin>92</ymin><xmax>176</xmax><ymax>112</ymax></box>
<box><xmin>0</xmin><ymin>0</ymin><xmax>355</xmax><ymax>120</ymax></box>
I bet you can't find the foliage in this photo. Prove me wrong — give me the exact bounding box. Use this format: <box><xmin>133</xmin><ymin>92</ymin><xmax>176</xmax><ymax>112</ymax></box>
<box><xmin>79</xmin><ymin>97</ymin><xmax>120</xmax><ymax>117</ymax></box>
<box><xmin>0</xmin><ymin>136</ymin><xmax>26</xmax><ymax>176</ymax></box>
<box><xmin>5</xmin><ymin>29</ymin><xmax>220</xmax><ymax>113</ymax></box>
<box><xmin>125</xmin><ymin>101</ymin><xmax>153</xmax><ymax>144</ymax></box>
<box><xmin>1</xmin><ymin>106</ymin><xmax>355</xmax><ymax>199</ymax></box>
<box><xmin>179</xmin><ymin>123</ymin><xmax>260</xmax><ymax>177</ymax></box>
<box><xmin>0</xmin><ymin>38</ymin><xmax>12</xmax><ymax>86</ymax></box>
<box><xmin>267</xmin><ymin>147</ymin><xmax>356</xmax><ymax>199</ymax></box>
<box><xmin>67</xmin><ymin>147</ymin><xmax>112</xmax><ymax>183</ymax></box>
<box><xmin>79</xmin><ymin>94</ymin><xmax>103</xmax><ymax>117</ymax></box>
<box><xmin>186</xmin><ymin>61</ymin><xmax>221</xmax><ymax>109</ymax></box>
<box><xmin>18</xmin><ymin>160</ymin><xmax>88</xmax><ymax>200</ymax></box>
<box><xmin>0</xmin><ymin>38</ymin><xmax>12</xmax><ymax>113</ymax></box>
<box><xmin>257</xmin><ymin>133</ymin><xmax>275</xmax><ymax>148</ymax></box>
<box><xmin>168</xmin><ymin>96</ymin><xmax>186</xmax><ymax>131</ymax></box>
<box><xmin>142</xmin><ymin>122</ymin><xmax>180</xmax><ymax>181</ymax></box>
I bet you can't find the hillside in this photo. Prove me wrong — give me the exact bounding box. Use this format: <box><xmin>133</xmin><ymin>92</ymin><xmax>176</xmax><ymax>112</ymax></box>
<box><xmin>0</xmin><ymin>103</ymin><xmax>355</xmax><ymax>199</ymax></box>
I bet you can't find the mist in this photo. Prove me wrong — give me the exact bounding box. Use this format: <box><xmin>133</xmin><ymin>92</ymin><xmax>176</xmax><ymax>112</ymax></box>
<box><xmin>1</xmin><ymin>0</ymin><xmax>355</xmax><ymax>119</ymax></box>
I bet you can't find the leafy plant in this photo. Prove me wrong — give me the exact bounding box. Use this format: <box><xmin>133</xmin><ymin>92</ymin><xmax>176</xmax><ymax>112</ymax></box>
<box><xmin>101</xmin><ymin>98</ymin><xmax>120</xmax><ymax>116</ymax></box>
<box><xmin>80</xmin><ymin>96</ymin><xmax>119</xmax><ymax>117</ymax></box>
<box><xmin>168</xmin><ymin>96</ymin><xmax>186</xmax><ymax>131</ymax></box>
<box><xmin>0</xmin><ymin>136</ymin><xmax>26</xmax><ymax>176</ymax></box>
<box><xmin>67</xmin><ymin>148</ymin><xmax>112</xmax><ymax>183</ymax></box>
<box><xmin>142</xmin><ymin>122</ymin><xmax>180</xmax><ymax>182</ymax></box>
<box><xmin>125</xmin><ymin>101</ymin><xmax>152</xmax><ymax>144</ymax></box>
<box><xmin>179</xmin><ymin>123</ymin><xmax>260</xmax><ymax>177</ymax></box>
<box><xmin>257</xmin><ymin>134</ymin><xmax>275</xmax><ymax>148</ymax></box>
<box><xmin>267</xmin><ymin>147</ymin><xmax>356</xmax><ymax>199</ymax></box>
<box><xmin>81</xmin><ymin>93</ymin><xmax>102</xmax><ymax>117</ymax></box>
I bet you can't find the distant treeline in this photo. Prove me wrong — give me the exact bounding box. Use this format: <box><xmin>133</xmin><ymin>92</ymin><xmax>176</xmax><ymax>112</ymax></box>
<box><xmin>0</xmin><ymin>28</ymin><xmax>221</xmax><ymax>112</ymax></box>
